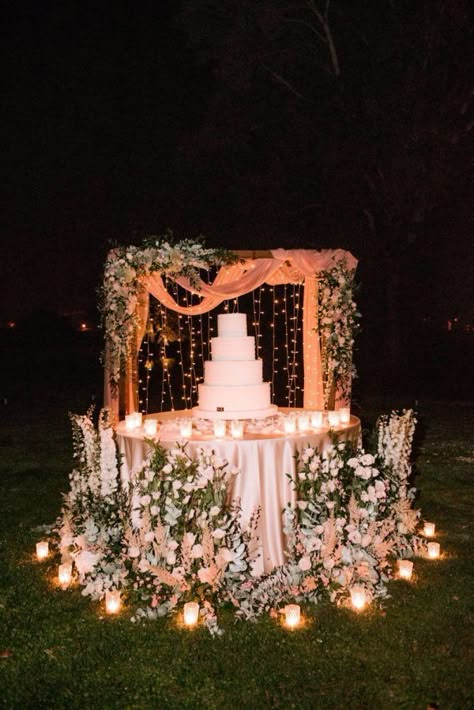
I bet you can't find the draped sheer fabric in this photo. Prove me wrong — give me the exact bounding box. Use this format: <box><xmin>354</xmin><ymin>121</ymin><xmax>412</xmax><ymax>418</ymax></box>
<box><xmin>105</xmin><ymin>249</ymin><xmax>357</xmax><ymax>418</ymax></box>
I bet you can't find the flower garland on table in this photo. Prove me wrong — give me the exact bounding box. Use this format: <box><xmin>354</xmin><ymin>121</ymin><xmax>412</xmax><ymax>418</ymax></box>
<box><xmin>100</xmin><ymin>234</ymin><xmax>238</xmax><ymax>390</ymax></box>
<box><xmin>318</xmin><ymin>259</ymin><xmax>360</xmax><ymax>409</ymax></box>
<box><xmin>54</xmin><ymin>408</ymin><xmax>428</xmax><ymax>632</ymax></box>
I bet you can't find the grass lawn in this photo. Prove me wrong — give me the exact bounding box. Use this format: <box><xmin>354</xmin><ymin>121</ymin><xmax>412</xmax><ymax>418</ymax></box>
<box><xmin>0</xmin><ymin>380</ymin><xmax>473</xmax><ymax>709</ymax></box>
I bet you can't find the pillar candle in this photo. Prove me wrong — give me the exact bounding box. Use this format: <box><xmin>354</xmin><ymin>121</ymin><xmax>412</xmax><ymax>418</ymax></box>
<box><xmin>284</xmin><ymin>604</ymin><xmax>301</xmax><ymax>628</ymax></box>
<box><xmin>231</xmin><ymin>420</ymin><xmax>244</xmax><ymax>439</ymax></box>
<box><xmin>36</xmin><ymin>541</ymin><xmax>49</xmax><ymax>560</ymax></box>
<box><xmin>183</xmin><ymin>602</ymin><xmax>199</xmax><ymax>626</ymax></box>
<box><xmin>213</xmin><ymin>420</ymin><xmax>226</xmax><ymax>438</ymax></box>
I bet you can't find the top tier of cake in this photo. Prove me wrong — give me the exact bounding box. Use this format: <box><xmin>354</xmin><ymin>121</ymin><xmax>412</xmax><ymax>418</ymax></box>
<box><xmin>211</xmin><ymin>314</ymin><xmax>255</xmax><ymax>361</ymax></box>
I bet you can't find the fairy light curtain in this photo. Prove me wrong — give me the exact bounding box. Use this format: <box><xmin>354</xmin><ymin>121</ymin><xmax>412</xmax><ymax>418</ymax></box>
<box><xmin>104</xmin><ymin>248</ymin><xmax>357</xmax><ymax>419</ymax></box>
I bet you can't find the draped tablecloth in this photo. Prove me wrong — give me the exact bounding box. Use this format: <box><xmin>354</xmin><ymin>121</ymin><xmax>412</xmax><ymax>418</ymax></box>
<box><xmin>115</xmin><ymin>410</ymin><xmax>361</xmax><ymax>574</ymax></box>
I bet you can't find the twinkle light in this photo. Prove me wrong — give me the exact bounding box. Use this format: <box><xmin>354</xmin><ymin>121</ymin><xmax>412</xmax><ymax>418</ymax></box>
<box><xmin>183</xmin><ymin>602</ymin><xmax>199</xmax><ymax>627</ymax></box>
<box><xmin>284</xmin><ymin>604</ymin><xmax>301</xmax><ymax>628</ymax></box>
<box><xmin>36</xmin><ymin>541</ymin><xmax>49</xmax><ymax>561</ymax></box>
<box><xmin>105</xmin><ymin>590</ymin><xmax>121</xmax><ymax>614</ymax></box>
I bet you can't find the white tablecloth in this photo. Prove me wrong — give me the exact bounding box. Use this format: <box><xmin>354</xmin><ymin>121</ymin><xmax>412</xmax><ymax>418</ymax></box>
<box><xmin>116</xmin><ymin>409</ymin><xmax>360</xmax><ymax>574</ymax></box>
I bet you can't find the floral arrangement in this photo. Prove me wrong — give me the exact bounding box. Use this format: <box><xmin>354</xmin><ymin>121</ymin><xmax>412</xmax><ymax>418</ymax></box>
<box><xmin>53</xmin><ymin>408</ymin><xmax>429</xmax><ymax>632</ymax></box>
<box><xmin>100</xmin><ymin>234</ymin><xmax>238</xmax><ymax>390</ymax></box>
<box><xmin>318</xmin><ymin>259</ymin><xmax>360</xmax><ymax>408</ymax></box>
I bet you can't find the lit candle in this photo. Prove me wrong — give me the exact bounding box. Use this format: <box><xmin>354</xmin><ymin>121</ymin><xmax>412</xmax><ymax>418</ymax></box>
<box><xmin>58</xmin><ymin>562</ymin><xmax>73</xmax><ymax>589</ymax></box>
<box><xmin>310</xmin><ymin>411</ymin><xmax>323</xmax><ymax>428</ymax></box>
<box><xmin>284</xmin><ymin>604</ymin><xmax>301</xmax><ymax>628</ymax></box>
<box><xmin>397</xmin><ymin>559</ymin><xmax>414</xmax><ymax>580</ymax></box>
<box><xmin>284</xmin><ymin>416</ymin><xmax>297</xmax><ymax>434</ymax></box>
<box><xmin>339</xmin><ymin>407</ymin><xmax>351</xmax><ymax>425</ymax></box>
<box><xmin>327</xmin><ymin>411</ymin><xmax>341</xmax><ymax>427</ymax></box>
<box><xmin>297</xmin><ymin>413</ymin><xmax>310</xmax><ymax>432</ymax></box>
<box><xmin>427</xmin><ymin>542</ymin><xmax>440</xmax><ymax>559</ymax></box>
<box><xmin>36</xmin><ymin>541</ymin><xmax>49</xmax><ymax>561</ymax></box>
<box><xmin>213</xmin><ymin>420</ymin><xmax>226</xmax><ymax>438</ymax></box>
<box><xmin>180</xmin><ymin>420</ymin><xmax>193</xmax><ymax>438</ymax></box>
<box><xmin>423</xmin><ymin>522</ymin><xmax>435</xmax><ymax>537</ymax></box>
<box><xmin>350</xmin><ymin>586</ymin><xmax>367</xmax><ymax>611</ymax></box>
<box><xmin>231</xmin><ymin>420</ymin><xmax>244</xmax><ymax>439</ymax></box>
<box><xmin>133</xmin><ymin>412</ymin><xmax>143</xmax><ymax>428</ymax></box>
<box><xmin>125</xmin><ymin>412</ymin><xmax>142</xmax><ymax>430</ymax></box>
<box><xmin>183</xmin><ymin>602</ymin><xmax>199</xmax><ymax>627</ymax></box>
<box><xmin>105</xmin><ymin>590</ymin><xmax>121</xmax><ymax>614</ymax></box>
<box><xmin>143</xmin><ymin>419</ymin><xmax>157</xmax><ymax>437</ymax></box>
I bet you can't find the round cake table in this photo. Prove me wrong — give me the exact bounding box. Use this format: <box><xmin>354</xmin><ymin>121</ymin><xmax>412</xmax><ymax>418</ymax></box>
<box><xmin>115</xmin><ymin>409</ymin><xmax>361</xmax><ymax>574</ymax></box>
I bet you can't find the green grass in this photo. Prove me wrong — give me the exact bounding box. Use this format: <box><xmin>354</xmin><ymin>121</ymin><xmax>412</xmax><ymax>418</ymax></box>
<box><xmin>0</xmin><ymin>392</ymin><xmax>473</xmax><ymax>709</ymax></box>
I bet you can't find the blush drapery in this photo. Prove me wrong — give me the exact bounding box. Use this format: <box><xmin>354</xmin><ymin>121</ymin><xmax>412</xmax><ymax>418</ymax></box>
<box><xmin>105</xmin><ymin>248</ymin><xmax>357</xmax><ymax>418</ymax></box>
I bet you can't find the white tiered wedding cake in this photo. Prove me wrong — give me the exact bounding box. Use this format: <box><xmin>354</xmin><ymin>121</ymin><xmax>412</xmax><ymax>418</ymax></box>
<box><xmin>193</xmin><ymin>313</ymin><xmax>277</xmax><ymax>420</ymax></box>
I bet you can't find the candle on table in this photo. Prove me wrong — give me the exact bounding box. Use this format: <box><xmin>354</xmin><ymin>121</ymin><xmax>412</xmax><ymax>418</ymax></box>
<box><xmin>310</xmin><ymin>411</ymin><xmax>323</xmax><ymax>428</ymax></box>
<box><xmin>231</xmin><ymin>420</ymin><xmax>244</xmax><ymax>439</ymax></box>
<box><xmin>180</xmin><ymin>420</ymin><xmax>193</xmax><ymax>438</ymax></box>
<box><xmin>297</xmin><ymin>413</ymin><xmax>310</xmax><ymax>432</ymax></box>
<box><xmin>423</xmin><ymin>522</ymin><xmax>435</xmax><ymax>537</ymax></box>
<box><xmin>213</xmin><ymin>420</ymin><xmax>226</xmax><ymax>438</ymax></box>
<box><xmin>427</xmin><ymin>542</ymin><xmax>440</xmax><ymax>559</ymax></box>
<box><xmin>58</xmin><ymin>562</ymin><xmax>73</xmax><ymax>589</ymax></box>
<box><xmin>284</xmin><ymin>416</ymin><xmax>297</xmax><ymax>434</ymax></box>
<box><xmin>105</xmin><ymin>590</ymin><xmax>121</xmax><ymax>614</ymax></box>
<box><xmin>397</xmin><ymin>559</ymin><xmax>414</xmax><ymax>580</ymax></box>
<box><xmin>327</xmin><ymin>411</ymin><xmax>341</xmax><ymax>427</ymax></box>
<box><xmin>125</xmin><ymin>412</ymin><xmax>142</xmax><ymax>430</ymax></box>
<box><xmin>36</xmin><ymin>541</ymin><xmax>49</xmax><ymax>561</ymax></box>
<box><xmin>339</xmin><ymin>407</ymin><xmax>351</xmax><ymax>425</ymax></box>
<box><xmin>350</xmin><ymin>586</ymin><xmax>368</xmax><ymax>611</ymax></box>
<box><xmin>183</xmin><ymin>602</ymin><xmax>199</xmax><ymax>627</ymax></box>
<box><xmin>284</xmin><ymin>604</ymin><xmax>301</xmax><ymax>628</ymax></box>
<box><xmin>143</xmin><ymin>419</ymin><xmax>157</xmax><ymax>437</ymax></box>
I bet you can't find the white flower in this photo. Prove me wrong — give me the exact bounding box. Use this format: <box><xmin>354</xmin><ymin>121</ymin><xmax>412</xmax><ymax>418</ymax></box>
<box><xmin>348</xmin><ymin>530</ymin><xmax>362</xmax><ymax>544</ymax></box>
<box><xmin>162</xmin><ymin>464</ymin><xmax>173</xmax><ymax>475</ymax></box>
<box><xmin>129</xmin><ymin>546</ymin><xmax>140</xmax><ymax>558</ymax></box>
<box><xmin>361</xmin><ymin>454</ymin><xmax>375</xmax><ymax>465</ymax></box>
<box><xmin>166</xmin><ymin>551</ymin><xmax>176</xmax><ymax>565</ymax></box>
<box><xmin>210</xmin><ymin>505</ymin><xmax>220</xmax><ymax>517</ymax></box>
<box><xmin>297</xmin><ymin>500</ymin><xmax>308</xmax><ymax>510</ymax></box>
<box><xmin>144</xmin><ymin>531</ymin><xmax>155</xmax><ymax>543</ymax></box>
<box><xmin>139</xmin><ymin>494</ymin><xmax>151</xmax><ymax>506</ymax></box>
<box><xmin>150</xmin><ymin>505</ymin><xmax>159</xmax><ymax>516</ymax></box>
<box><xmin>190</xmin><ymin>544</ymin><xmax>203</xmax><ymax>559</ymax></box>
<box><xmin>361</xmin><ymin>534</ymin><xmax>372</xmax><ymax>547</ymax></box>
<box><xmin>298</xmin><ymin>556</ymin><xmax>312</xmax><ymax>571</ymax></box>
<box><xmin>212</xmin><ymin>528</ymin><xmax>226</xmax><ymax>539</ymax></box>
<box><xmin>184</xmin><ymin>532</ymin><xmax>196</xmax><ymax>546</ymax></box>
<box><xmin>172</xmin><ymin>480</ymin><xmax>183</xmax><ymax>491</ymax></box>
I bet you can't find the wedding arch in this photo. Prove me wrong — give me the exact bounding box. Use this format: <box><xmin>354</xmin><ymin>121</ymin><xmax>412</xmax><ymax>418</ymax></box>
<box><xmin>100</xmin><ymin>238</ymin><xmax>359</xmax><ymax>419</ymax></box>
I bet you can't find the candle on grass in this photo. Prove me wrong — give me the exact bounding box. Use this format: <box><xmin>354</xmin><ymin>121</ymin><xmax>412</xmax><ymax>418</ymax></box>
<box><xmin>350</xmin><ymin>586</ymin><xmax>368</xmax><ymax>611</ymax></box>
<box><xmin>180</xmin><ymin>420</ymin><xmax>193</xmax><ymax>438</ymax></box>
<box><xmin>105</xmin><ymin>590</ymin><xmax>121</xmax><ymax>614</ymax></box>
<box><xmin>36</xmin><ymin>541</ymin><xmax>49</xmax><ymax>561</ymax></box>
<box><xmin>284</xmin><ymin>604</ymin><xmax>301</xmax><ymax>628</ymax></box>
<box><xmin>310</xmin><ymin>411</ymin><xmax>323</xmax><ymax>428</ymax></box>
<box><xmin>327</xmin><ymin>411</ymin><xmax>341</xmax><ymax>427</ymax></box>
<box><xmin>427</xmin><ymin>542</ymin><xmax>440</xmax><ymax>559</ymax></box>
<box><xmin>58</xmin><ymin>562</ymin><xmax>73</xmax><ymax>589</ymax></box>
<box><xmin>143</xmin><ymin>419</ymin><xmax>157</xmax><ymax>437</ymax></box>
<box><xmin>397</xmin><ymin>559</ymin><xmax>414</xmax><ymax>580</ymax></box>
<box><xmin>183</xmin><ymin>602</ymin><xmax>199</xmax><ymax>627</ymax></box>
<box><xmin>213</xmin><ymin>420</ymin><xmax>226</xmax><ymax>438</ymax></box>
<box><xmin>339</xmin><ymin>407</ymin><xmax>351</xmax><ymax>425</ymax></box>
<box><xmin>231</xmin><ymin>420</ymin><xmax>244</xmax><ymax>439</ymax></box>
<box><xmin>423</xmin><ymin>522</ymin><xmax>435</xmax><ymax>537</ymax></box>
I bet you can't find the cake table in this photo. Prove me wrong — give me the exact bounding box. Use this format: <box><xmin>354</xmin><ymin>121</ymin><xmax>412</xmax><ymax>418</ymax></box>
<box><xmin>116</xmin><ymin>409</ymin><xmax>361</xmax><ymax>574</ymax></box>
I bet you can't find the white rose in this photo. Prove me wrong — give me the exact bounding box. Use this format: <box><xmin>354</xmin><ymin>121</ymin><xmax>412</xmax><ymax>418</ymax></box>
<box><xmin>361</xmin><ymin>454</ymin><xmax>375</xmax><ymax>465</ymax></box>
<box><xmin>172</xmin><ymin>480</ymin><xmax>182</xmax><ymax>491</ymax></box>
<box><xmin>166</xmin><ymin>551</ymin><xmax>176</xmax><ymax>565</ymax></box>
<box><xmin>190</xmin><ymin>544</ymin><xmax>203</xmax><ymax>559</ymax></box>
<box><xmin>210</xmin><ymin>505</ymin><xmax>220</xmax><ymax>517</ymax></box>
<box><xmin>348</xmin><ymin>530</ymin><xmax>362</xmax><ymax>544</ymax></box>
<box><xmin>298</xmin><ymin>556</ymin><xmax>312</xmax><ymax>571</ymax></box>
<box><xmin>168</xmin><ymin>540</ymin><xmax>178</xmax><ymax>550</ymax></box>
<box><xmin>212</xmin><ymin>528</ymin><xmax>226</xmax><ymax>539</ymax></box>
<box><xmin>139</xmin><ymin>495</ymin><xmax>151</xmax><ymax>506</ymax></box>
<box><xmin>150</xmin><ymin>505</ymin><xmax>159</xmax><ymax>516</ymax></box>
<box><xmin>162</xmin><ymin>464</ymin><xmax>173</xmax><ymax>475</ymax></box>
<box><xmin>183</xmin><ymin>532</ymin><xmax>196</xmax><ymax>547</ymax></box>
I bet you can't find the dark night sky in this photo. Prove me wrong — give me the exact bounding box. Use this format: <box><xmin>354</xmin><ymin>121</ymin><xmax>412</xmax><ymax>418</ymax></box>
<box><xmin>1</xmin><ymin>2</ymin><xmax>472</xmax><ymax>324</ymax></box>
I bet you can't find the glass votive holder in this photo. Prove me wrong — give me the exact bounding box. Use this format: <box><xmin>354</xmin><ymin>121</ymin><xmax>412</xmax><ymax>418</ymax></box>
<box><xmin>36</xmin><ymin>541</ymin><xmax>49</xmax><ymax>561</ymax></box>
<box><xmin>350</xmin><ymin>586</ymin><xmax>368</xmax><ymax>611</ymax></box>
<box><xmin>105</xmin><ymin>590</ymin><xmax>121</xmax><ymax>615</ymax></box>
<box><xmin>213</xmin><ymin>420</ymin><xmax>226</xmax><ymax>438</ymax></box>
<box><xmin>397</xmin><ymin>559</ymin><xmax>414</xmax><ymax>580</ymax></box>
<box><xmin>231</xmin><ymin>420</ymin><xmax>244</xmax><ymax>439</ymax></box>
<box><xmin>179</xmin><ymin>420</ymin><xmax>193</xmax><ymax>438</ymax></box>
<box><xmin>183</xmin><ymin>602</ymin><xmax>199</xmax><ymax>627</ymax></box>
<box><xmin>143</xmin><ymin>419</ymin><xmax>157</xmax><ymax>437</ymax></box>
<box><xmin>58</xmin><ymin>562</ymin><xmax>73</xmax><ymax>589</ymax></box>
<box><xmin>297</xmin><ymin>413</ymin><xmax>310</xmax><ymax>432</ymax></box>
<box><xmin>423</xmin><ymin>522</ymin><xmax>435</xmax><ymax>537</ymax></box>
<box><xmin>125</xmin><ymin>412</ymin><xmax>142</xmax><ymax>430</ymax></box>
<box><xmin>310</xmin><ymin>411</ymin><xmax>323</xmax><ymax>428</ymax></box>
<box><xmin>339</xmin><ymin>407</ymin><xmax>351</xmax><ymax>425</ymax></box>
<box><xmin>284</xmin><ymin>604</ymin><xmax>301</xmax><ymax>628</ymax></box>
<box><xmin>427</xmin><ymin>542</ymin><xmax>440</xmax><ymax>559</ymax></box>
<box><xmin>284</xmin><ymin>416</ymin><xmax>297</xmax><ymax>434</ymax></box>
<box><xmin>327</xmin><ymin>411</ymin><xmax>341</xmax><ymax>428</ymax></box>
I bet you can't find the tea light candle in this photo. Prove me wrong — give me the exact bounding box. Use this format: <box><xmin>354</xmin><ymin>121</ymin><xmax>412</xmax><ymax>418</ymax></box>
<box><xmin>105</xmin><ymin>590</ymin><xmax>121</xmax><ymax>614</ymax></box>
<box><xmin>397</xmin><ymin>559</ymin><xmax>414</xmax><ymax>580</ymax></box>
<box><xmin>143</xmin><ymin>419</ymin><xmax>157</xmax><ymax>437</ymax></box>
<box><xmin>297</xmin><ymin>413</ymin><xmax>310</xmax><ymax>432</ymax></box>
<box><xmin>125</xmin><ymin>412</ymin><xmax>142</xmax><ymax>430</ymax></box>
<box><xmin>423</xmin><ymin>522</ymin><xmax>435</xmax><ymax>537</ymax></box>
<box><xmin>213</xmin><ymin>420</ymin><xmax>226</xmax><ymax>438</ymax></box>
<box><xmin>183</xmin><ymin>602</ymin><xmax>199</xmax><ymax>627</ymax></box>
<box><xmin>339</xmin><ymin>407</ymin><xmax>351</xmax><ymax>425</ymax></box>
<box><xmin>310</xmin><ymin>411</ymin><xmax>323</xmax><ymax>428</ymax></box>
<box><xmin>58</xmin><ymin>562</ymin><xmax>73</xmax><ymax>589</ymax></box>
<box><xmin>284</xmin><ymin>416</ymin><xmax>297</xmax><ymax>434</ymax></box>
<box><xmin>350</xmin><ymin>586</ymin><xmax>367</xmax><ymax>611</ymax></box>
<box><xmin>36</xmin><ymin>541</ymin><xmax>49</xmax><ymax>561</ymax></box>
<box><xmin>179</xmin><ymin>420</ymin><xmax>193</xmax><ymax>438</ymax></box>
<box><xmin>427</xmin><ymin>542</ymin><xmax>440</xmax><ymax>559</ymax></box>
<box><xmin>284</xmin><ymin>604</ymin><xmax>301</xmax><ymax>628</ymax></box>
<box><xmin>327</xmin><ymin>411</ymin><xmax>341</xmax><ymax>427</ymax></box>
<box><xmin>231</xmin><ymin>420</ymin><xmax>244</xmax><ymax>439</ymax></box>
